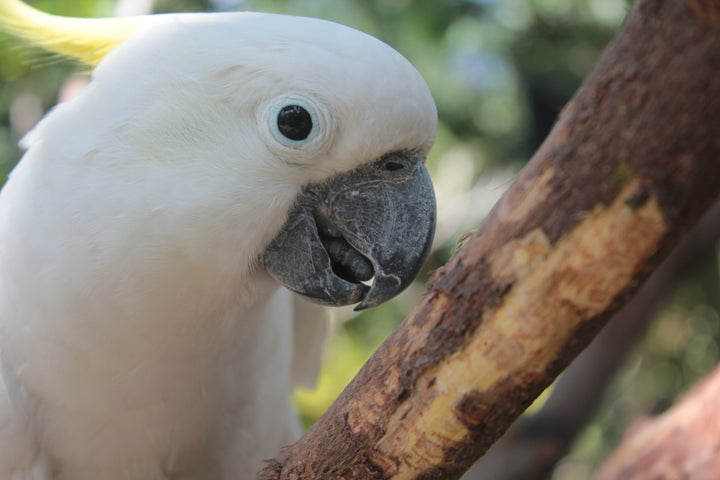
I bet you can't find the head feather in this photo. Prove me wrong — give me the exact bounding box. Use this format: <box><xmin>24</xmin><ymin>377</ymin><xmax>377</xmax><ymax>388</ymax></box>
<box><xmin>0</xmin><ymin>0</ymin><xmax>142</xmax><ymax>66</ymax></box>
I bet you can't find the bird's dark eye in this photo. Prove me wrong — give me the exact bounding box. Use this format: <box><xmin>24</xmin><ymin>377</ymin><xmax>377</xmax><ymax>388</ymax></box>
<box><xmin>277</xmin><ymin>105</ymin><xmax>313</xmax><ymax>141</ymax></box>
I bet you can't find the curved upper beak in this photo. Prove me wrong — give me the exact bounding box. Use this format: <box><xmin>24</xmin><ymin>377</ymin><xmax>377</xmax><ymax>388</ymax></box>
<box><xmin>262</xmin><ymin>151</ymin><xmax>436</xmax><ymax>311</ymax></box>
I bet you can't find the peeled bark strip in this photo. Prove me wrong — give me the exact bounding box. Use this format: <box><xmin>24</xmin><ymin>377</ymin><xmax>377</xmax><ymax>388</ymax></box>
<box><xmin>258</xmin><ymin>1</ymin><xmax>720</xmax><ymax>479</ymax></box>
<box><xmin>464</xmin><ymin>199</ymin><xmax>720</xmax><ymax>480</ymax></box>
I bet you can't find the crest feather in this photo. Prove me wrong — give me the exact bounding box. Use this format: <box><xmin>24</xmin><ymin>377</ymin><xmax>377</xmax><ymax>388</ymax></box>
<box><xmin>0</xmin><ymin>0</ymin><xmax>142</xmax><ymax>66</ymax></box>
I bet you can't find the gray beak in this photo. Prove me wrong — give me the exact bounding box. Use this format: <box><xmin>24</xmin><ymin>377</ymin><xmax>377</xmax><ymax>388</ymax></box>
<box><xmin>262</xmin><ymin>151</ymin><xmax>436</xmax><ymax>311</ymax></box>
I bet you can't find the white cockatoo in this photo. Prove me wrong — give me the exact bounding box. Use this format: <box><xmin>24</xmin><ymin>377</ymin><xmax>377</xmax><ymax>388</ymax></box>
<box><xmin>0</xmin><ymin>1</ymin><xmax>437</xmax><ymax>479</ymax></box>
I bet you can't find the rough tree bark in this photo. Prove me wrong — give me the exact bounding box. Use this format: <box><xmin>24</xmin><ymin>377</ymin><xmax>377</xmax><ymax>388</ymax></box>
<box><xmin>464</xmin><ymin>199</ymin><xmax>720</xmax><ymax>480</ymax></box>
<box><xmin>258</xmin><ymin>1</ymin><xmax>720</xmax><ymax>479</ymax></box>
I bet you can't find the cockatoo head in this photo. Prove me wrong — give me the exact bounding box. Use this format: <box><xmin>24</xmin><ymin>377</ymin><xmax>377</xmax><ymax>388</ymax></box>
<box><xmin>4</xmin><ymin>5</ymin><xmax>437</xmax><ymax>311</ymax></box>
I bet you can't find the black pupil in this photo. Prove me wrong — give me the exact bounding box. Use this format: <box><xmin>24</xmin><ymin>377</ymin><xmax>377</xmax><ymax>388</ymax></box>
<box><xmin>277</xmin><ymin>105</ymin><xmax>313</xmax><ymax>141</ymax></box>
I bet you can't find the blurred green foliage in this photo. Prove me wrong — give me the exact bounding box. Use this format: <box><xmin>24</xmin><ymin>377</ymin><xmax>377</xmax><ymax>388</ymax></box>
<box><xmin>4</xmin><ymin>1</ymin><xmax>719</xmax><ymax>478</ymax></box>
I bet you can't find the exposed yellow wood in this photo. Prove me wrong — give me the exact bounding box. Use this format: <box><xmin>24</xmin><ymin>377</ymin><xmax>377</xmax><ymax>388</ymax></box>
<box><xmin>378</xmin><ymin>180</ymin><xmax>668</xmax><ymax>478</ymax></box>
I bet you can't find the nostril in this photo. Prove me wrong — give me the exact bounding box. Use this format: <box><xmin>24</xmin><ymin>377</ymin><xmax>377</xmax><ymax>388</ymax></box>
<box><xmin>383</xmin><ymin>161</ymin><xmax>405</xmax><ymax>172</ymax></box>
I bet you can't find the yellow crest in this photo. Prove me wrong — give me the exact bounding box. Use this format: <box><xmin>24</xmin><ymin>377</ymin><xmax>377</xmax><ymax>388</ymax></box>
<box><xmin>0</xmin><ymin>0</ymin><xmax>142</xmax><ymax>67</ymax></box>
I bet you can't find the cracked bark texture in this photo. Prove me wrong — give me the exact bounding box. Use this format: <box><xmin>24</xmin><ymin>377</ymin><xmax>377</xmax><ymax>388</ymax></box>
<box><xmin>257</xmin><ymin>0</ymin><xmax>720</xmax><ymax>478</ymax></box>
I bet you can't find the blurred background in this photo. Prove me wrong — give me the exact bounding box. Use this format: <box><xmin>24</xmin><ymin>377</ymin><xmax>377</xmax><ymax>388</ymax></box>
<box><xmin>2</xmin><ymin>1</ymin><xmax>719</xmax><ymax>479</ymax></box>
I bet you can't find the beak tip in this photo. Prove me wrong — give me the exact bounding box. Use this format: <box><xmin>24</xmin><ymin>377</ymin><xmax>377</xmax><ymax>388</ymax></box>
<box><xmin>353</xmin><ymin>302</ymin><xmax>369</xmax><ymax>312</ymax></box>
<box><xmin>353</xmin><ymin>294</ymin><xmax>385</xmax><ymax>311</ymax></box>
<box><xmin>353</xmin><ymin>273</ymin><xmax>407</xmax><ymax>311</ymax></box>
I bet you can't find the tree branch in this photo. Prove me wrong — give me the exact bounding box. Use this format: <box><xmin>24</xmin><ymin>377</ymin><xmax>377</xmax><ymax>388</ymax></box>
<box><xmin>464</xmin><ymin>198</ymin><xmax>720</xmax><ymax>480</ymax></box>
<box><xmin>258</xmin><ymin>1</ymin><xmax>720</xmax><ymax>478</ymax></box>
<box><xmin>594</xmin><ymin>360</ymin><xmax>720</xmax><ymax>480</ymax></box>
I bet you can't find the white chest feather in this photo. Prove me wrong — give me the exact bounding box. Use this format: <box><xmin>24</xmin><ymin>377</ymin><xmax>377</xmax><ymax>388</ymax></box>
<box><xmin>0</xmin><ymin>146</ymin><xmax>301</xmax><ymax>479</ymax></box>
